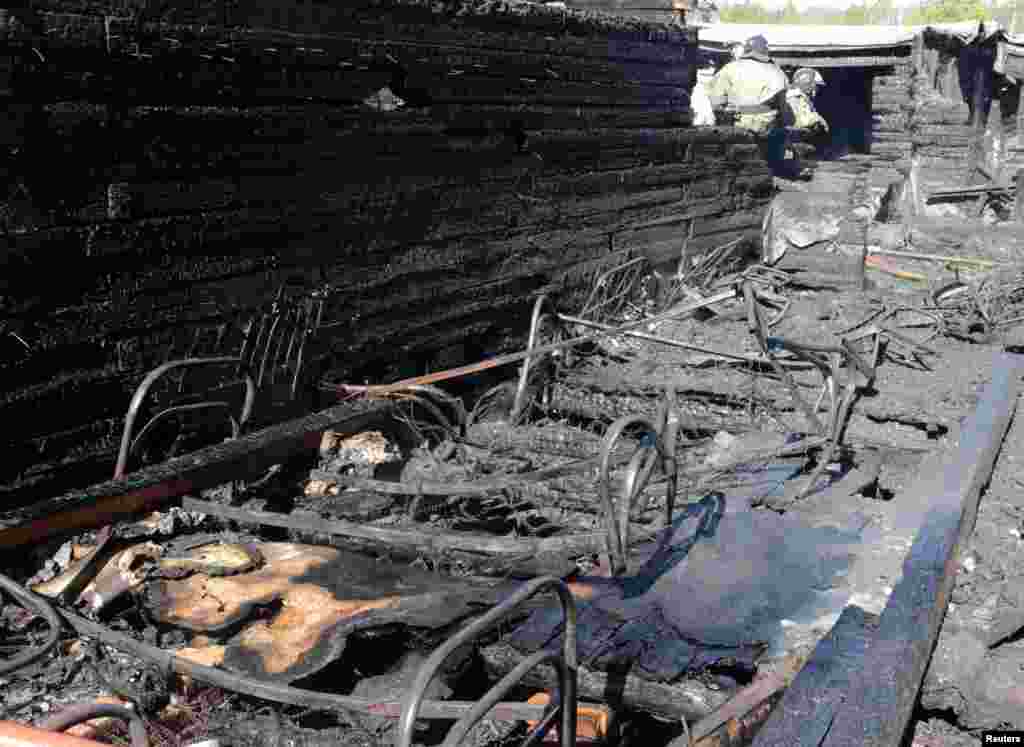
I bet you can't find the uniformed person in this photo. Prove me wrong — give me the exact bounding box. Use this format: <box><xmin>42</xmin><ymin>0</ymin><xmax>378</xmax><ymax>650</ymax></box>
<box><xmin>705</xmin><ymin>35</ymin><xmax>788</xmax><ymax>135</ymax></box>
<box><xmin>706</xmin><ymin>35</ymin><xmax>788</xmax><ymax>169</ymax></box>
<box><xmin>784</xmin><ymin>67</ymin><xmax>829</xmax><ymax>133</ymax></box>
<box><xmin>691</xmin><ymin>66</ymin><xmax>717</xmax><ymax>127</ymax></box>
<box><xmin>671</xmin><ymin>0</ymin><xmax>689</xmax><ymax>26</ymax></box>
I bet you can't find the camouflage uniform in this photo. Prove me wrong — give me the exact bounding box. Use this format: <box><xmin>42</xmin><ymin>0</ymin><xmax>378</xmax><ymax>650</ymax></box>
<box><xmin>783</xmin><ymin>88</ymin><xmax>828</xmax><ymax>132</ymax></box>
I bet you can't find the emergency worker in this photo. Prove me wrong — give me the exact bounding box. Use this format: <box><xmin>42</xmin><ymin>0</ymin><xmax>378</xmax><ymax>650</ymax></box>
<box><xmin>691</xmin><ymin>67</ymin><xmax>717</xmax><ymax>127</ymax></box>
<box><xmin>705</xmin><ymin>35</ymin><xmax>787</xmax><ymax>135</ymax></box>
<box><xmin>784</xmin><ymin>67</ymin><xmax>829</xmax><ymax>133</ymax></box>
<box><xmin>671</xmin><ymin>0</ymin><xmax>689</xmax><ymax>26</ymax></box>
<box><xmin>706</xmin><ymin>35</ymin><xmax>787</xmax><ymax>168</ymax></box>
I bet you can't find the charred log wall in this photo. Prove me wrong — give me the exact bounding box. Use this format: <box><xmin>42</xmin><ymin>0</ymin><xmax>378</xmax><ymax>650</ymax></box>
<box><xmin>910</xmin><ymin>31</ymin><xmax>1016</xmax><ymax>190</ymax></box>
<box><xmin>0</xmin><ymin>0</ymin><xmax>774</xmax><ymax>496</ymax></box>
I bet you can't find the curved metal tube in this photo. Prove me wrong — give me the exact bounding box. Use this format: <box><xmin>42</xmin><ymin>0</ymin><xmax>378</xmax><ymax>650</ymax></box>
<box><xmin>598</xmin><ymin>413</ymin><xmax>663</xmax><ymax>575</ymax></box>
<box><xmin>0</xmin><ymin>573</ymin><xmax>63</xmax><ymax>676</ymax></box>
<box><xmin>128</xmin><ymin>402</ymin><xmax>240</xmax><ymax>461</ymax></box>
<box><xmin>661</xmin><ymin>390</ymin><xmax>681</xmax><ymax>532</ymax></box>
<box><xmin>600</xmin><ymin>388</ymin><xmax>681</xmax><ymax>574</ymax></box>
<box><xmin>40</xmin><ymin>703</ymin><xmax>149</xmax><ymax>747</ymax></box>
<box><xmin>114</xmin><ymin>358</ymin><xmax>256</xmax><ymax>480</ymax></box>
<box><xmin>441</xmin><ymin>649</ymin><xmax>566</xmax><ymax>747</ymax></box>
<box><xmin>383</xmin><ymin>392</ymin><xmax>457</xmax><ymax>441</ymax></box>
<box><xmin>512</xmin><ymin>295</ymin><xmax>562</xmax><ymax>423</ymax></box>
<box><xmin>744</xmin><ymin>282</ymin><xmax>824</xmax><ymax>434</ymax></box>
<box><xmin>257</xmin><ymin>313</ymin><xmax>283</xmax><ymax>388</ymax></box>
<box><xmin>395</xmin><ymin>384</ymin><xmax>467</xmax><ymax>436</ymax></box>
<box><xmin>617</xmin><ymin>441</ymin><xmax>662</xmax><ymax>561</ymax></box>
<box><xmin>397</xmin><ymin>576</ymin><xmax>577</xmax><ymax>747</ymax></box>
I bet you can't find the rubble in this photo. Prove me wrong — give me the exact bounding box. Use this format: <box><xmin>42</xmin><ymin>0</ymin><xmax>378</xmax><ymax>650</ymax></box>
<box><xmin>6</xmin><ymin>12</ymin><xmax>1024</xmax><ymax>747</ymax></box>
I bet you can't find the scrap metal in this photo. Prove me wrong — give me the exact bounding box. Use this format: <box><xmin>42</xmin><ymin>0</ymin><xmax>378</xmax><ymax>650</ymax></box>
<box><xmin>397</xmin><ymin>576</ymin><xmax>578</xmax><ymax>747</ymax></box>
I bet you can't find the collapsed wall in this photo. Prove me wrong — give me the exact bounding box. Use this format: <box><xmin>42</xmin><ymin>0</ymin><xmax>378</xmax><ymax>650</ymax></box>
<box><xmin>0</xmin><ymin>0</ymin><xmax>775</xmax><ymax>498</ymax></box>
<box><xmin>909</xmin><ymin>27</ymin><xmax>1023</xmax><ymax>196</ymax></box>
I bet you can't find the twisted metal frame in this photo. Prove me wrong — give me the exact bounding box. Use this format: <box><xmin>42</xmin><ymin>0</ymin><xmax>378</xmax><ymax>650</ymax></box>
<box><xmin>396</xmin><ymin>576</ymin><xmax>578</xmax><ymax>747</ymax></box>
<box><xmin>578</xmin><ymin>255</ymin><xmax>650</xmax><ymax>324</ymax></box>
<box><xmin>238</xmin><ymin>289</ymin><xmax>325</xmax><ymax>401</ymax></box>
<box><xmin>511</xmin><ymin>295</ymin><xmax>568</xmax><ymax>423</ymax></box>
<box><xmin>597</xmin><ymin>387</ymin><xmax>681</xmax><ymax>576</ymax></box>
<box><xmin>114</xmin><ymin>357</ymin><xmax>255</xmax><ymax>480</ymax></box>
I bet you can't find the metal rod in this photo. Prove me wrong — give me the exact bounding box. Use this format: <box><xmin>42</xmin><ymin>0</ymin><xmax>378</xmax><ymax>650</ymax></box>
<box><xmin>342</xmin><ymin>289</ymin><xmax>738</xmax><ymax>397</ymax></box>
<box><xmin>40</xmin><ymin>703</ymin><xmax>149</xmax><ymax>747</ymax></box>
<box><xmin>867</xmin><ymin>248</ymin><xmax>1009</xmax><ymax>268</ymax></box>
<box><xmin>743</xmin><ymin>282</ymin><xmax>824</xmax><ymax>433</ymax></box>
<box><xmin>397</xmin><ymin>577</ymin><xmax>577</xmax><ymax>747</ymax></box>
<box><xmin>114</xmin><ymin>358</ymin><xmax>256</xmax><ymax>480</ymax></box>
<box><xmin>598</xmin><ymin>413</ymin><xmax>664</xmax><ymax>575</ymax></box>
<box><xmin>556</xmin><ymin>312</ymin><xmax>809</xmax><ymax>367</ymax></box>
<box><xmin>128</xmin><ymin>402</ymin><xmax>240</xmax><ymax>460</ymax></box>
<box><xmin>512</xmin><ymin>295</ymin><xmax>561</xmax><ymax>423</ymax></box>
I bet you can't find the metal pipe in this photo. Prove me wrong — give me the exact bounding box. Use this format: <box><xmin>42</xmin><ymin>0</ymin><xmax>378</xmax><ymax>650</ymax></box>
<box><xmin>114</xmin><ymin>358</ymin><xmax>255</xmax><ymax>480</ymax></box>
<box><xmin>40</xmin><ymin>703</ymin><xmax>148</xmax><ymax>747</ymax></box>
<box><xmin>128</xmin><ymin>402</ymin><xmax>239</xmax><ymax>461</ymax></box>
<box><xmin>744</xmin><ymin>282</ymin><xmax>824</xmax><ymax>433</ymax></box>
<box><xmin>0</xmin><ymin>573</ymin><xmax>62</xmax><ymax>676</ymax></box>
<box><xmin>439</xmin><ymin>650</ymin><xmax>564</xmax><ymax>747</ymax></box>
<box><xmin>397</xmin><ymin>576</ymin><xmax>577</xmax><ymax>747</ymax></box>
<box><xmin>599</xmin><ymin>413</ymin><xmax>663</xmax><ymax>575</ymax></box>
<box><xmin>557</xmin><ymin>312</ymin><xmax>809</xmax><ymax>367</ymax></box>
<box><xmin>0</xmin><ymin>722</ymin><xmax>114</xmax><ymax>747</ymax></box>
<box><xmin>512</xmin><ymin>295</ymin><xmax>561</xmax><ymax>423</ymax></box>
<box><xmin>342</xmin><ymin>289</ymin><xmax>738</xmax><ymax>397</ymax></box>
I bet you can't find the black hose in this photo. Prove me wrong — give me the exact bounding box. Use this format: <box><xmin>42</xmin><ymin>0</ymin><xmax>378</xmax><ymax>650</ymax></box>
<box><xmin>40</xmin><ymin>703</ymin><xmax>149</xmax><ymax>747</ymax></box>
<box><xmin>0</xmin><ymin>571</ymin><xmax>63</xmax><ymax>676</ymax></box>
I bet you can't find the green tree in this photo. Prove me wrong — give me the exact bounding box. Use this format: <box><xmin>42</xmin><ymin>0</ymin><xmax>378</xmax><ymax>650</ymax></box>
<box><xmin>780</xmin><ymin>0</ymin><xmax>800</xmax><ymax>23</ymax></box>
<box><xmin>904</xmin><ymin>0</ymin><xmax>991</xmax><ymax>24</ymax></box>
<box><xmin>719</xmin><ymin>1</ymin><xmax>773</xmax><ymax>23</ymax></box>
<box><xmin>841</xmin><ymin>3</ymin><xmax>869</xmax><ymax>24</ymax></box>
<box><xmin>868</xmin><ymin>0</ymin><xmax>896</xmax><ymax>24</ymax></box>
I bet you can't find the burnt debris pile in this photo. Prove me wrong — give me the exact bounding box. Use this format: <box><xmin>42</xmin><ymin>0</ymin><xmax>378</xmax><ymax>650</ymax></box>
<box><xmin>0</xmin><ymin>0</ymin><xmax>779</xmax><ymax>505</ymax></box>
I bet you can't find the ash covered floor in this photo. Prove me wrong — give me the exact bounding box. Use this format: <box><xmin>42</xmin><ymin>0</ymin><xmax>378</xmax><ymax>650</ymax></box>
<box><xmin>4</xmin><ymin>209</ymin><xmax>1024</xmax><ymax>747</ymax></box>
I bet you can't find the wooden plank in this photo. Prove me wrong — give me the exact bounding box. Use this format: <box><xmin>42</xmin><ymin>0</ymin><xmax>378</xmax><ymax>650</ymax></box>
<box><xmin>751</xmin><ymin>607</ymin><xmax>878</xmax><ymax>747</ymax></box>
<box><xmin>819</xmin><ymin>352</ymin><xmax>1024</xmax><ymax>747</ymax></box>
<box><xmin>0</xmin><ymin>398</ymin><xmax>389</xmax><ymax>549</ymax></box>
<box><xmin>1016</xmin><ymin>168</ymin><xmax>1024</xmax><ymax>223</ymax></box>
<box><xmin>181</xmin><ymin>497</ymin><xmax>608</xmax><ymax>560</ymax></box>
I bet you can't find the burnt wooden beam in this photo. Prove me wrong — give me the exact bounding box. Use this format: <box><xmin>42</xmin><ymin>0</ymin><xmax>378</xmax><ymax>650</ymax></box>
<box><xmin>480</xmin><ymin>642</ymin><xmax>727</xmax><ymax>722</ymax></box>
<box><xmin>1016</xmin><ymin>168</ymin><xmax>1024</xmax><ymax>223</ymax></box>
<box><xmin>751</xmin><ymin>606</ymin><xmax>879</xmax><ymax>747</ymax></box>
<box><xmin>818</xmin><ymin>352</ymin><xmax>1024</xmax><ymax>747</ymax></box>
<box><xmin>0</xmin><ymin>398</ymin><xmax>389</xmax><ymax>550</ymax></box>
<box><xmin>180</xmin><ymin>497</ymin><xmax>609</xmax><ymax>562</ymax></box>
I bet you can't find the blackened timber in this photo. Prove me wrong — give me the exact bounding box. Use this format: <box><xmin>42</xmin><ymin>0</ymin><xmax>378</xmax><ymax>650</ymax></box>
<box><xmin>0</xmin><ymin>398</ymin><xmax>390</xmax><ymax>549</ymax></box>
<box><xmin>819</xmin><ymin>353</ymin><xmax>1024</xmax><ymax>747</ymax></box>
<box><xmin>0</xmin><ymin>0</ymin><xmax>774</xmax><ymax>503</ymax></box>
<box><xmin>751</xmin><ymin>607</ymin><xmax>879</xmax><ymax>747</ymax></box>
<box><xmin>181</xmin><ymin>498</ymin><xmax>608</xmax><ymax>561</ymax></box>
<box><xmin>480</xmin><ymin>642</ymin><xmax>727</xmax><ymax>723</ymax></box>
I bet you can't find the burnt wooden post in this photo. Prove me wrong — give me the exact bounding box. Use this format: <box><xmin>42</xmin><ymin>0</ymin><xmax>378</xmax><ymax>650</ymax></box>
<box><xmin>815</xmin><ymin>353</ymin><xmax>1024</xmax><ymax>747</ymax></box>
<box><xmin>751</xmin><ymin>607</ymin><xmax>878</xmax><ymax>747</ymax></box>
<box><xmin>859</xmin><ymin>224</ymin><xmax>869</xmax><ymax>292</ymax></box>
<box><xmin>1016</xmin><ymin>168</ymin><xmax>1024</xmax><ymax>223</ymax></box>
<box><xmin>968</xmin><ymin>61</ymin><xmax>987</xmax><ymax>185</ymax></box>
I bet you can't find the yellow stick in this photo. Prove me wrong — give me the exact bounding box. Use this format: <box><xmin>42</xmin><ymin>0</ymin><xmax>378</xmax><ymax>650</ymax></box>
<box><xmin>869</xmin><ymin>248</ymin><xmax>1010</xmax><ymax>268</ymax></box>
